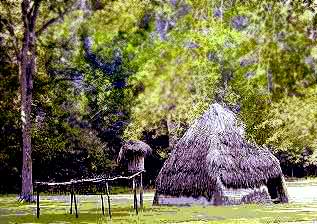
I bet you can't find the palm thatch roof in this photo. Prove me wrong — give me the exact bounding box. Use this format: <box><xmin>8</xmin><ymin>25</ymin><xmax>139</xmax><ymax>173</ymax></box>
<box><xmin>155</xmin><ymin>103</ymin><xmax>287</xmax><ymax>201</ymax></box>
<box><xmin>117</xmin><ymin>140</ymin><xmax>152</xmax><ymax>163</ymax></box>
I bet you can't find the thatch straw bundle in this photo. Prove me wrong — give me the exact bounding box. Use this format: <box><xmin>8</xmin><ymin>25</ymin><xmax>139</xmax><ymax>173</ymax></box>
<box><xmin>154</xmin><ymin>103</ymin><xmax>288</xmax><ymax>205</ymax></box>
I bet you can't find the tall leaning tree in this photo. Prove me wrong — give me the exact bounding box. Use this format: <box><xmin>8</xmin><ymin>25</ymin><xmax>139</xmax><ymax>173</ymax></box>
<box><xmin>0</xmin><ymin>0</ymin><xmax>76</xmax><ymax>201</ymax></box>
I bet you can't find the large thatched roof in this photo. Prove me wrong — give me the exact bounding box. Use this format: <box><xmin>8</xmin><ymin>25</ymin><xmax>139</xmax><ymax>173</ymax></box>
<box><xmin>155</xmin><ymin>103</ymin><xmax>284</xmax><ymax>199</ymax></box>
<box><xmin>117</xmin><ymin>140</ymin><xmax>152</xmax><ymax>163</ymax></box>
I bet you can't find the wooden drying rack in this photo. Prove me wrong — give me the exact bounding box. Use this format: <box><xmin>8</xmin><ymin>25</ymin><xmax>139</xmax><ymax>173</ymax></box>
<box><xmin>34</xmin><ymin>170</ymin><xmax>145</xmax><ymax>219</ymax></box>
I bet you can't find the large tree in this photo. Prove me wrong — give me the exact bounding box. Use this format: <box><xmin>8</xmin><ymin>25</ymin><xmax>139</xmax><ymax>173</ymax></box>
<box><xmin>0</xmin><ymin>0</ymin><xmax>76</xmax><ymax>201</ymax></box>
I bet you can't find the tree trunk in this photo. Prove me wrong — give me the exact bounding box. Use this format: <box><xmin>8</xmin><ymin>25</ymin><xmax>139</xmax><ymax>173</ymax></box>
<box><xmin>166</xmin><ymin>119</ymin><xmax>178</xmax><ymax>150</ymax></box>
<box><xmin>20</xmin><ymin>49</ymin><xmax>35</xmax><ymax>201</ymax></box>
<box><xmin>267</xmin><ymin>69</ymin><xmax>273</xmax><ymax>93</ymax></box>
<box><xmin>19</xmin><ymin>0</ymin><xmax>39</xmax><ymax>202</ymax></box>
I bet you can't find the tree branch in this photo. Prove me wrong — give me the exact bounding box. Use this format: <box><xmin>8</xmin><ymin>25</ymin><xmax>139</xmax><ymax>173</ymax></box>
<box><xmin>83</xmin><ymin>36</ymin><xmax>123</xmax><ymax>76</ymax></box>
<box><xmin>29</xmin><ymin>0</ymin><xmax>42</xmax><ymax>32</ymax></box>
<box><xmin>35</xmin><ymin>6</ymin><xmax>70</xmax><ymax>36</ymax></box>
<box><xmin>36</xmin><ymin>17</ymin><xmax>59</xmax><ymax>36</ymax></box>
<box><xmin>0</xmin><ymin>17</ymin><xmax>20</xmax><ymax>61</ymax></box>
<box><xmin>21</xmin><ymin>0</ymin><xmax>30</xmax><ymax>27</ymax></box>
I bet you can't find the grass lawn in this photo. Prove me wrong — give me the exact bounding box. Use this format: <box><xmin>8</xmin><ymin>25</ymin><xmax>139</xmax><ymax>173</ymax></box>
<box><xmin>1</xmin><ymin>180</ymin><xmax>317</xmax><ymax>224</ymax></box>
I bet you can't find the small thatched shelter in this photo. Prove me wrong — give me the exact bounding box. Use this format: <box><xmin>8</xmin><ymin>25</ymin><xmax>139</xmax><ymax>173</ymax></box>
<box><xmin>118</xmin><ymin>140</ymin><xmax>152</xmax><ymax>173</ymax></box>
<box><xmin>154</xmin><ymin>103</ymin><xmax>288</xmax><ymax>205</ymax></box>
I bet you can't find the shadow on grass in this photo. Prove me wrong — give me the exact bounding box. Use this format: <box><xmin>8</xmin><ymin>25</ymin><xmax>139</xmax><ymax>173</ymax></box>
<box><xmin>6</xmin><ymin>205</ymin><xmax>188</xmax><ymax>224</ymax></box>
<box><xmin>10</xmin><ymin>213</ymin><xmax>108</xmax><ymax>224</ymax></box>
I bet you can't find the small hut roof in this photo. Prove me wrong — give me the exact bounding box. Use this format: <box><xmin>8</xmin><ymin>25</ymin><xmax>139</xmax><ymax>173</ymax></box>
<box><xmin>117</xmin><ymin>140</ymin><xmax>152</xmax><ymax>163</ymax></box>
<box><xmin>155</xmin><ymin>103</ymin><xmax>285</xmax><ymax>198</ymax></box>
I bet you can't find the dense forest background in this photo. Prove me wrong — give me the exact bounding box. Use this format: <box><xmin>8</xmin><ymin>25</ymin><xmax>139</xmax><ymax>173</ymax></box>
<box><xmin>1</xmin><ymin>0</ymin><xmax>317</xmax><ymax>193</ymax></box>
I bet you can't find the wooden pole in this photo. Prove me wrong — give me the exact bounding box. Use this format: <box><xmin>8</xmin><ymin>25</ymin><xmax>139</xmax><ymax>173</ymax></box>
<box><xmin>139</xmin><ymin>172</ymin><xmax>143</xmax><ymax>209</ymax></box>
<box><xmin>133</xmin><ymin>177</ymin><xmax>138</xmax><ymax>215</ymax></box>
<box><xmin>133</xmin><ymin>178</ymin><xmax>136</xmax><ymax>209</ymax></box>
<box><xmin>70</xmin><ymin>191</ymin><xmax>73</xmax><ymax>214</ymax></box>
<box><xmin>36</xmin><ymin>188</ymin><xmax>40</xmax><ymax>218</ymax></box>
<box><xmin>74</xmin><ymin>193</ymin><xmax>78</xmax><ymax>218</ymax></box>
<box><xmin>105</xmin><ymin>182</ymin><xmax>112</xmax><ymax>219</ymax></box>
<box><xmin>101</xmin><ymin>194</ymin><xmax>105</xmax><ymax>216</ymax></box>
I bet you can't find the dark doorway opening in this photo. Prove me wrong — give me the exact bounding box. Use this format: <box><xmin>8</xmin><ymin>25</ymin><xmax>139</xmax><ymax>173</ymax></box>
<box><xmin>267</xmin><ymin>176</ymin><xmax>288</xmax><ymax>203</ymax></box>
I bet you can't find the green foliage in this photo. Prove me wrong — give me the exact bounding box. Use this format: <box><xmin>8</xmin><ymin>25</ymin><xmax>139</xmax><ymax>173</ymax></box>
<box><xmin>124</xmin><ymin>2</ymin><xmax>245</xmax><ymax>140</ymax></box>
<box><xmin>223</xmin><ymin>1</ymin><xmax>317</xmax><ymax>171</ymax></box>
<box><xmin>255</xmin><ymin>87</ymin><xmax>317</xmax><ymax>165</ymax></box>
<box><xmin>0</xmin><ymin>46</ymin><xmax>21</xmax><ymax>193</ymax></box>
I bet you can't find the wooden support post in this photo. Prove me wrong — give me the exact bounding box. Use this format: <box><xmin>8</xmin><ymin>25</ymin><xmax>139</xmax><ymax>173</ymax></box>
<box><xmin>70</xmin><ymin>191</ymin><xmax>73</xmax><ymax>214</ymax></box>
<box><xmin>140</xmin><ymin>172</ymin><xmax>143</xmax><ymax>209</ymax></box>
<box><xmin>74</xmin><ymin>193</ymin><xmax>78</xmax><ymax>218</ymax></box>
<box><xmin>133</xmin><ymin>177</ymin><xmax>138</xmax><ymax>215</ymax></box>
<box><xmin>36</xmin><ymin>188</ymin><xmax>40</xmax><ymax>218</ymax></box>
<box><xmin>105</xmin><ymin>182</ymin><xmax>112</xmax><ymax>219</ymax></box>
<box><xmin>132</xmin><ymin>178</ymin><xmax>136</xmax><ymax>209</ymax></box>
<box><xmin>101</xmin><ymin>194</ymin><xmax>105</xmax><ymax>216</ymax></box>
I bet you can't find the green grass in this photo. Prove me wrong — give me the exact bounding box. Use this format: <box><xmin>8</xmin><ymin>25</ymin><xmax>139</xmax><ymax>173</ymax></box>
<box><xmin>1</xmin><ymin>179</ymin><xmax>317</xmax><ymax>224</ymax></box>
<box><xmin>1</xmin><ymin>194</ymin><xmax>317</xmax><ymax>224</ymax></box>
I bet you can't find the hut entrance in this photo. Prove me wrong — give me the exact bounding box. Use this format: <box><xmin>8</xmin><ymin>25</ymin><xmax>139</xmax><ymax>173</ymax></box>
<box><xmin>267</xmin><ymin>178</ymin><xmax>279</xmax><ymax>202</ymax></box>
<box><xmin>267</xmin><ymin>176</ymin><xmax>288</xmax><ymax>203</ymax></box>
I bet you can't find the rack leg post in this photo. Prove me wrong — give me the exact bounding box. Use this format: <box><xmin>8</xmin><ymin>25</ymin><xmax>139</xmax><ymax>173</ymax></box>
<box><xmin>101</xmin><ymin>194</ymin><xmax>105</xmax><ymax>216</ymax></box>
<box><xmin>74</xmin><ymin>193</ymin><xmax>78</xmax><ymax>218</ymax></box>
<box><xmin>133</xmin><ymin>178</ymin><xmax>138</xmax><ymax>215</ymax></box>
<box><xmin>36</xmin><ymin>189</ymin><xmax>40</xmax><ymax>218</ymax></box>
<box><xmin>140</xmin><ymin>173</ymin><xmax>143</xmax><ymax>209</ymax></box>
<box><xmin>70</xmin><ymin>191</ymin><xmax>73</xmax><ymax>214</ymax></box>
<box><xmin>106</xmin><ymin>182</ymin><xmax>112</xmax><ymax>219</ymax></box>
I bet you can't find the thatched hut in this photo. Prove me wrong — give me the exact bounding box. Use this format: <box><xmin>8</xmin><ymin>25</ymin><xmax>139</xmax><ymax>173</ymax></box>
<box><xmin>154</xmin><ymin>103</ymin><xmax>288</xmax><ymax>205</ymax></box>
<box><xmin>118</xmin><ymin>140</ymin><xmax>152</xmax><ymax>173</ymax></box>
